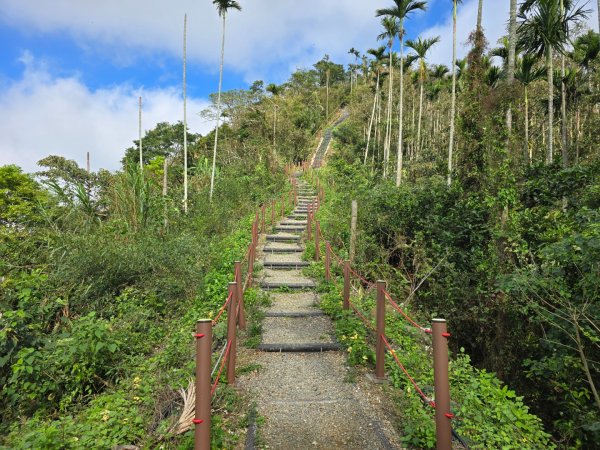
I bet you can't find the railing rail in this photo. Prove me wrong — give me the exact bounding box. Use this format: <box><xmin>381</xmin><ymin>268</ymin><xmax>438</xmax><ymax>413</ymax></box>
<box><xmin>192</xmin><ymin>164</ymin><xmax>303</xmax><ymax>449</ymax></box>
<box><xmin>303</xmin><ymin>167</ymin><xmax>467</xmax><ymax>450</ymax></box>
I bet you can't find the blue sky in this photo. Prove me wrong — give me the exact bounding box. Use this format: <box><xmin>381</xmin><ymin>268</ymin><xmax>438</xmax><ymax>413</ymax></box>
<box><xmin>0</xmin><ymin>0</ymin><xmax>597</xmax><ymax>173</ymax></box>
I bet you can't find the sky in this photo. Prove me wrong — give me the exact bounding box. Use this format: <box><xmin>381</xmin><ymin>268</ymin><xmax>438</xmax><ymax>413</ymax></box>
<box><xmin>0</xmin><ymin>0</ymin><xmax>597</xmax><ymax>173</ymax></box>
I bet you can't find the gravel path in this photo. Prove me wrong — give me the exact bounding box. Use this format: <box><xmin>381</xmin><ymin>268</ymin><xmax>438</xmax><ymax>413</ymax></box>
<box><xmin>238</xmin><ymin>177</ymin><xmax>402</xmax><ymax>449</ymax></box>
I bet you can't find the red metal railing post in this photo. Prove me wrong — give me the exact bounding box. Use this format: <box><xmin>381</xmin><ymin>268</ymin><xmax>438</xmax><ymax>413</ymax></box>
<box><xmin>226</xmin><ymin>282</ymin><xmax>238</xmax><ymax>385</ymax></box>
<box><xmin>432</xmin><ymin>319</ymin><xmax>452</xmax><ymax>450</ymax></box>
<box><xmin>294</xmin><ymin>186</ymin><xmax>298</xmax><ymax>207</ymax></box>
<box><xmin>271</xmin><ymin>199</ymin><xmax>275</xmax><ymax>227</ymax></box>
<box><xmin>248</xmin><ymin>243</ymin><xmax>254</xmax><ymax>286</ymax></box>
<box><xmin>315</xmin><ymin>221</ymin><xmax>321</xmax><ymax>261</ymax></box>
<box><xmin>376</xmin><ymin>280</ymin><xmax>386</xmax><ymax>380</ymax></box>
<box><xmin>261</xmin><ymin>204</ymin><xmax>266</xmax><ymax>234</ymax></box>
<box><xmin>325</xmin><ymin>243</ymin><xmax>331</xmax><ymax>281</ymax></box>
<box><xmin>194</xmin><ymin>319</ymin><xmax>212</xmax><ymax>450</ymax></box>
<box><xmin>234</xmin><ymin>261</ymin><xmax>246</xmax><ymax>330</ymax></box>
<box><xmin>343</xmin><ymin>260</ymin><xmax>350</xmax><ymax>310</ymax></box>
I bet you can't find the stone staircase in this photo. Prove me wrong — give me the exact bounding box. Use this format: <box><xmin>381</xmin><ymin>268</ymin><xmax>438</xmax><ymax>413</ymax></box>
<box><xmin>239</xmin><ymin>175</ymin><xmax>401</xmax><ymax>449</ymax></box>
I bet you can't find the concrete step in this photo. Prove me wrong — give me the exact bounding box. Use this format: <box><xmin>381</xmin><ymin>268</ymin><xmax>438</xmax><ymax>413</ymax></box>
<box><xmin>260</xmin><ymin>315</ymin><xmax>337</xmax><ymax>347</ymax></box>
<box><xmin>275</xmin><ymin>225</ymin><xmax>305</xmax><ymax>233</ymax></box>
<box><xmin>266</xmin><ymin>233</ymin><xmax>301</xmax><ymax>242</ymax></box>
<box><xmin>263</xmin><ymin>242</ymin><xmax>304</xmax><ymax>253</ymax></box>
<box><xmin>264</xmin><ymin>261</ymin><xmax>310</xmax><ymax>270</ymax></box>
<box><xmin>264</xmin><ymin>311</ymin><xmax>325</xmax><ymax>318</ymax></box>
<box><xmin>258</xmin><ymin>343</ymin><xmax>341</xmax><ymax>352</ymax></box>
<box><xmin>260</xmin><ymin>280</ymin><xmax>316</xmax><ymax>290</ymax></box>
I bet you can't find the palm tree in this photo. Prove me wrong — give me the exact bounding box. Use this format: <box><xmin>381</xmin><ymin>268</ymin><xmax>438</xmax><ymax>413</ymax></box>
<box><xmin>597</xmin><ymin>0</ymin><xmax>600</xmax><ymax>34</ymax></box>
<box><xmin>209</xmin><ymin>0</ymin><xmax>242</xmax><ymax>201</ymax></box>
<box><xmin>406</xmin><ymin>36</ymin><xmax>440</xmax><ymax>160</ymax></box>
<box><xmin>448</xmin><ymin>0</ymin><xmax>463</xmax><ymax>185</ymax></box>
<box><xmin>376</xmin><ymin>16</ymin><xmax>400</xmax><ymax>178</ymax></box>
<box><xmin>364</xmin><ymin>47</ymin><xmax>388</xmax><ymax>165</ymax></box>
<box><xmin>348</xmin><ymin>47</ymin><xmax>361</xmax><ymax>91</ymax></box>
<box><xmin>485</xmin><ymin>65</ymin><xmax>503</xmax><ymax>87</ymax></box>
<box><xmin>507</xmin><ymin>0</ymin><xmax>517</xmax><ymax>134</ymax></box>
<box><xmin>491</xmin><ymin>37</ymin><xmax>510</xmax><ymax>72</ymax></box>
<box><xmin>376</xmin><ymin>0</ymin><xmax>427</xmax><ymax>186</ymax></box>
<box><xmin>266</xmin><ymin>83</ymin><xmax>281</xmax><ymax>153</ymax></box>
<box><xmin>518</xmin><ymin>0</ymin><xmax>589</xmax><ymax>165</ymax></box>
<box><xmin>477</xmin><ymin>0</ymin><xmax>484</xmax><ymax>32</ymax></box>
<box><xmin>516</xmin><ymin>54</ymin><xmax>545</xmax><ymax>162</ymax></box>
<box><xmin>572</xmin><ymin>30</ymin><xmax>600</xmax><ymax>91</ymax></box>
<box><xmin>182</xmin><ymin>14</ymin><xmax>188</xmax><ymax>214</ymax></box>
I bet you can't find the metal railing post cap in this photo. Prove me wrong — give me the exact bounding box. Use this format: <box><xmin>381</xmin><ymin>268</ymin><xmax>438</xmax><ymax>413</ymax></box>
<box><xmin>377</xmin><ymin>279</ymin><xmax>385</xmax><ymax>284</ymax></box>
<box><xmin>197</xmin><ymin>319</ymin><xmax>212</xmax><ymax>323</ymax></box>
<box><xmin>432</xmin><ymin>318</ymin><xmax>446</xmax><ymax>323</ymax></box>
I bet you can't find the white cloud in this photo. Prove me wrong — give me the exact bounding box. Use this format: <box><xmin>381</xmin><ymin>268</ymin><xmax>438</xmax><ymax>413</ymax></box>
<box><xmin>0</xmin><ymin>0</ymin><xmax>596</xmax><ymax>80</ymax></box>
<box><xmin>420</xmin><ymin>0</ymin><xmax>599</xmax><ymax>68</ymax></box>
<box><xmin>0</xmin><ymin>53</ymin><xmax>212</xmax><ymax>173</ymax></box>
<box><xmin>0</xmin><ymin>0</ymin><xmax>392</xmax><ymax>82</ymax></box>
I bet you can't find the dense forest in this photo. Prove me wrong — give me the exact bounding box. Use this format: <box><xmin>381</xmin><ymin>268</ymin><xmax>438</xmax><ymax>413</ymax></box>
<box><xmin>1</xmin><ymin>0</ymin><xmax>599</xmax><ymax>448</ymax></box>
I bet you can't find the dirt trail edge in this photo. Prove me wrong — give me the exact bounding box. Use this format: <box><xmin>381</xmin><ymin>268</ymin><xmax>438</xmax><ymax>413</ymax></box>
<box><xmin>238</xmin><ymin>175</ymin><xmax>403</xmax><ymax>450</ymax></box>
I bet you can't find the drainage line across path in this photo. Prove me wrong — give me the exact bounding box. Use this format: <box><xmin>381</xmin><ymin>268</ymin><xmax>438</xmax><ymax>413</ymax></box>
<box><xmin>238</xmin><ymin>174</ymin><xmax>402</xmax><ymax>450</ymax></box>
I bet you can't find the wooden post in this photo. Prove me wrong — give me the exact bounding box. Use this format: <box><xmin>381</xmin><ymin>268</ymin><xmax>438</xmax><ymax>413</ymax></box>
<box><xmin>376</xmin><ymin>280</ymin><xmax>386</xmax><ymax>380</ymax></box>
<box><xmin>226</xmin><ymin>282</ymin><xmax>238</xmax><ymax>385</ymax></box>
<box><xmin>194</xmin><ymin>319</ymin><xmax>212</xmax><ymax>450</ymax></box>
<box><xmin>234</xmin><ymin>262</ymin><xmax>246</xmax><ymax>330</ymax></box>
<box><xmin>315</xmin><ymin>221</ymin><xmax>321</xmax><ymax>261</ymax></box>
<box><xmin>325</xmin><ymin>243</ymin><xmax>331</xmax><ymax>281</ymax></box>
<box><xmin>350</xmin><ymin>200</ymin><xmax>358</xmax><ymax>263</ymax></box>
<box><xmin>432</xmin><ymin>319</ymin><xmax>452</xmax><ymax>450</ymax></box>
<box><xmin>343</xmin><ymin>260</ymin><xmax>350</xmax><ymax>310</ymax></box>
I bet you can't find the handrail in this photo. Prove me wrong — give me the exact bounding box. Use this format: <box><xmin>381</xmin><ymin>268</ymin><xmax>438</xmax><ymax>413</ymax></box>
<box><xmin>302</xmin><ymin>166</ymin><xmax>465</xmax><ymax>450</ymax></box>
<box><xmin>192</xmin><ymin>172</ymin><xmax>298</xmax><ymax>449</ymax></box>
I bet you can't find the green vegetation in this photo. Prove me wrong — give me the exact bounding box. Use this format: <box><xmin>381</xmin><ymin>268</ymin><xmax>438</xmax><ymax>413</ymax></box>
<box><xmin>2</xmin><ymin>1</ymin><xmax>599</xmax><ymax>448</ymax></box>
<box><xmin>0</xmin><ymin>58</ymin><xmax>342</xmax><ymax>447</ymax></box>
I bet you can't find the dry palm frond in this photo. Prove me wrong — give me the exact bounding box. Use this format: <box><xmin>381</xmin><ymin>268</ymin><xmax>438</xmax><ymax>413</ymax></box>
<box><xmin>168</xmin><ymin>379</ymin><xmax>195</xmax><ymax>435</ymax></box>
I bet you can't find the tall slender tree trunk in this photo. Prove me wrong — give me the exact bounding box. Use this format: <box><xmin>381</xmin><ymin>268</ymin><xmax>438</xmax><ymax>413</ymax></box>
<box><xmin>384</xmin><ymin>44</ymin><xmax>394</xmax><ymax>178</ymax></box>
<box><xmin>560</xmin><ymin>0</ymin><xmax>568</xmax><ymax>168</ymax></box>
<box><xmin>210</xmin><ymin>13</ymin><xmax>227</xmax><ymax>201</ymax></box>
<box><xmin>561</xmin><ymin>54</ymin><xmax>568</xmax><ymax>168</ymax></box>
<box><xmin>396</xmin><ymin>28</ymin><xmax>405</xmax><ymax>187</ymax></box>
<box><xmin>525</xmin><ymin>86</ymin><xmax>531</xmax><ymax>163</ymax></box>
<box><xmin>163</xmin><ymin>158</ymin><xmax>168</xmax><ymax>229</ymax></box>
<box><xmin>448</xmin><ymin>1</ymin><xmax>457</xmax><ymax>186</ymax></box>
<box><xmin>477</xmin><ymin>0</ymin><xmax>483</xmax><ymax>32</ymax></box>
<box><xmin>364</xmin><ymin>74</ymin><xmax>380</xmax><ymax>164</ymax></box>
<box><xmin>183</xmin><ymin>14</ymin><xmax>188</xmax><ymax>214</ymax></box>
<box><xmin>138</xmin><ymin>96</ymin><xmax>143</xmax><ymax>171</ymax></box>
<box><xmin>597</xmin><ymin>0</ymin><xmax>600</xmax><ymax>33</ymax></box>
<box><xmin>547</xmin><ymin>47</ymin><xmax>554</xmax><ymax>164</ymax></box>
<box><xmin>326</xmin><ymin>69</ymin><xmax>330</xmax><ymax>119</ymax></box>
<box><xmin>273</xmin><ymin>104</ymin><xmax>277</xmax><ymax>152</ymax></box>
<box><xmin>507</xmin><ymin>0</ymin><xmax>517</xmax><ymax>136</ymax></box>
<box><xmin>417</xmin><ymin>76</ymin><xmax>424</xmax><ymax>160</ymax></box>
